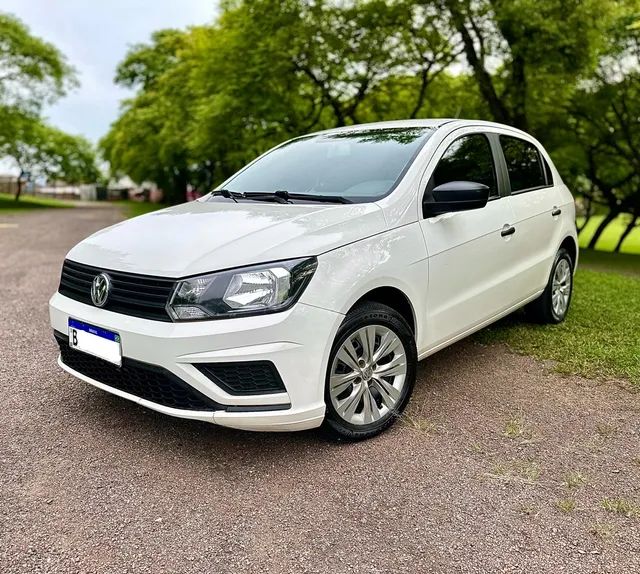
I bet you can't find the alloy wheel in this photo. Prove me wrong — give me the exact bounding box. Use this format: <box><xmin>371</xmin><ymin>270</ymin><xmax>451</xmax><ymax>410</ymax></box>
<box><xmin>329</xmin><ymin>324</ymin><xmax>407</xmax><ymax>426</ymax></box>
<box><xmin>551</xmin><ymin>258</ymin><xmax>571</xmax><ymax>318</ymax></box>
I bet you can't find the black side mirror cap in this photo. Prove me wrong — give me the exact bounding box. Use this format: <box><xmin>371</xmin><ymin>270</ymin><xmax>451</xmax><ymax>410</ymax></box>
<box><xmin>423</xmin><ymin>180</ymin><xmax>490</xmax><ymax>218</ymax></box>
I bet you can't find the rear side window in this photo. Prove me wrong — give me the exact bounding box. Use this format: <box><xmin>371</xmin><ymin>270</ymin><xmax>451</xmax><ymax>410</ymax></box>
<box><xmin>432</xmin><ymin>134</ymin><xmax>497</xmax><ymax>197</ymax></box>
<box><xmin>499</xmin><ymin>136</ymin><xmax>547</xmax><ymax>192</ymax></box>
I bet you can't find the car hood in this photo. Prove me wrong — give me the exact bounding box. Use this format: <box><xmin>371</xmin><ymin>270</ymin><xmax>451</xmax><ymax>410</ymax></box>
<box><xmin>66</xmin><ymin>200</ymin><xmax>387</xmax><ymax>277</ymax></box>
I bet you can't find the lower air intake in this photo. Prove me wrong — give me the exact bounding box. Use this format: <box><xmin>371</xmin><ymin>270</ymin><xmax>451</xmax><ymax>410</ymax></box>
<box><xmin>194</xmin><ymin>361</ymin><xmax>286</xmax><ymax>395</ymax></box>
<box><xmin>55</xmin><ymin>332</ymin><xmax>220</xmax><ymax>411</ymax></box>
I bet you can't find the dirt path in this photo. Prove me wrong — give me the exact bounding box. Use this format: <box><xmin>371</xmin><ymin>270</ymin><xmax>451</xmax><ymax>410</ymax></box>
<box><xmin>1</xmin><ymin>207</ymin><xmax>639</xmax><ymax>573</ymax></box>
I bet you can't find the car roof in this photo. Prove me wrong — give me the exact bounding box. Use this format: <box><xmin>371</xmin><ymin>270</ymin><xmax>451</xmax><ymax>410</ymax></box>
<box><xmin>306</xmin><ymin>118</ymin><xmax>531</xmax><ymax>138</ymax></box>
<box><xmin>309</xmin><ymin>119</ymin><xmax>453</xmax><ymax>136</ymax></box>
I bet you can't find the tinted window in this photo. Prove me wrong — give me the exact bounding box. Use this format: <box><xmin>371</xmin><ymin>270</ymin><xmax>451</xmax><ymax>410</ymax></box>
<box><xmin>224</xmin><ymin>127</ymin><xmax>434</xmax><ymax>203</ymax></box>
<box><xmin>500</xmin><ymin>136</ymin><xmax>547</xmax><ymax>192</ymax></box>
<box><xmin>432</xmin><ymin>134</ymin><xmax>497</xmax><ymax>197</ymax></box>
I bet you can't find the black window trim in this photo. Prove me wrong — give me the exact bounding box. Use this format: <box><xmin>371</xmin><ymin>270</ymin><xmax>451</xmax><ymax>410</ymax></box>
<box><xmin>421</xmin><ymin>131</ymin><xmax>503</xmax><ymax>216</ymax></box>
<box><xmin>495</xmin><ymin>133</ymin><xmax>554</xmax><ymax>196</ymax></box>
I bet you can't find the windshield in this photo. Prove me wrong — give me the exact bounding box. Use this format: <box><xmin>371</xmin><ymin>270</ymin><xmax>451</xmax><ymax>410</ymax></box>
<box><xmin>219</xmin><ymin>127</ymin><xmax>435</xmax><ymax>203</ymax></box>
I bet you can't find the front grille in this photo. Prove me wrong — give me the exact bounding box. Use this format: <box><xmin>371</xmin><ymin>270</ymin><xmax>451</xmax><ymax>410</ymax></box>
<box><xmin>59</xmin><ymin>259</ymin><xmax>175</xmax><ymax>322</ymax></box>
<box><xmin>55</xmin><ymin>332</ymin><xmax>220</xmax><ymax>411</ymax></box>
<box><xmin>194</xmin><ymin>361</ymin><xmax>286</xmax><ymax>395</ymax></box>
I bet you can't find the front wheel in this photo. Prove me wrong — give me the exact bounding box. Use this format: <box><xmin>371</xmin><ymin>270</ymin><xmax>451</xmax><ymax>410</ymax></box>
<box><xmin>322</xmin><ymin>302</ymin><xmax>417</xmax><ymax>441</ymax></box>
<box><xmin>525</xmin><ymin>248</ymin><xmax>574</xmax><ymax>324</ymax></box>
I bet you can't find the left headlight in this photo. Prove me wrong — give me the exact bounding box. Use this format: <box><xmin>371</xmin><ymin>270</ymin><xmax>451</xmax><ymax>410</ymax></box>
<box><xmin>167</xmin><ymin>257</ymin><xmax>318</xmax><ymax>321</ymax></box>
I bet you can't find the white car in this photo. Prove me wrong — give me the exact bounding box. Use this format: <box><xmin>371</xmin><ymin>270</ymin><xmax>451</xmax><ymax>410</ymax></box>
<box><xmin>50</xmin><ymin>119</ymin><xmax>577</xmax><ymax>440</ymax></box>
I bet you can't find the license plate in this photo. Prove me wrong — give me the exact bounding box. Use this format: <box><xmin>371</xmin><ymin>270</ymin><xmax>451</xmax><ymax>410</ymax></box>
<box><xmin>68</xmin><ymin>319</ymin><xmax>122</xmax><ymax>366</ymax></box>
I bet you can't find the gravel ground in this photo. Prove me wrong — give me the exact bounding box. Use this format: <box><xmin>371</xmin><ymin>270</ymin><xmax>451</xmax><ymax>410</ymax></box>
<box><xmin>1</xmin><ymin>207</ymin><xmax>639</xmax><ymax>574</ymax></box>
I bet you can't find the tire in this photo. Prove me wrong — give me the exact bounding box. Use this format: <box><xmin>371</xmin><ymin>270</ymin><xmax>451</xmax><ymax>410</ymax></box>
<box><xmin>525</xmin><ymin>248</ymin><xmax>574</xmax><ymax>324</ymax></box>
<box><xmin>322</xmin><ymin>302</ymin><xmax>417</xmax><ymax>441</ymax></box>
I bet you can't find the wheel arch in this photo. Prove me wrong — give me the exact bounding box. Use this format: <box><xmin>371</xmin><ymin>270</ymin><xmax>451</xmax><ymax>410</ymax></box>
<box><xmin>559</xmin><ymin>235</ymin><xmax>578</xmax><ymax>271</ymax></box>
<box><xmin>348</xmin><ymin>286</ymin><xmax>416</xmax><ymax>335</ymax></box>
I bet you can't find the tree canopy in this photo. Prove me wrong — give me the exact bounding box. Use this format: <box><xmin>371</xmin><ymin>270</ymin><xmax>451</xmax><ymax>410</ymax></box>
<box><xmin>101</xmin><ymin>0</ymin><xmax>640</xmax><ymax>250</ymax></box>
<box><xmin>0</xmin><ymin>12</ymin><xmax>98</xmax><ymax>199</ymax></box>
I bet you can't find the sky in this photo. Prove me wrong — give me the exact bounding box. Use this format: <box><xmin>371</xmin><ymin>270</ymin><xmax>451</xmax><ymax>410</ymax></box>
<box><xmin>1</xmin><ymin>0</ymin><xmax>217</xmax><ymax>143</ymax></box>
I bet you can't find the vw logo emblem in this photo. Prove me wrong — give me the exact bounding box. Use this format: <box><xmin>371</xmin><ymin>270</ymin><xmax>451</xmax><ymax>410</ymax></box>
<box><xmin>91</xmin><ymin>273</ymin><xmax>111</xmax><ymax>307</ymax></box>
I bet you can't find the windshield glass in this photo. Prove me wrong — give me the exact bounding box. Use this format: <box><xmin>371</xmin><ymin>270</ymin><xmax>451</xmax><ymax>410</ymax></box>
<box><xmin>220</xmin><ymin>127</ymin><xmax>435</xmax><ymax>203</ymax></box>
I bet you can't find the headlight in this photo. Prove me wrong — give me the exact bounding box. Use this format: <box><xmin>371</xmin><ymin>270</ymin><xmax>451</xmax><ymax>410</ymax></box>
<box><xmin>167</xmin><ymin>257</ymin><xmax>317</xmax><ymax>321</ymax></box>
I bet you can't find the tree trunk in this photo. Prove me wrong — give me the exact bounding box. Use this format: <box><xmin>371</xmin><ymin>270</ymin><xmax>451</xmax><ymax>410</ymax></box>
<box><xmin>577</xmin><ymin>197</ymin><xmax>593</xmax><ymax>235</ymax></box>
<box><xmin>14</xmin><ymin>176</ymin><xmax>23</xmax><ymax>201</ymax></box>
<box><xmin>587</xmin><ymin>210</ymin><xmax>618</xmax><ymax>250</ymax></box>
<box><xmin>613</xmin><ymin>215</ymin><xmax>638</xmax><ymax>253</ymax></box>
<box><xmin>409</xmin><ymin>68</ymin><xmax>430</xmax><ymax>119</ymax></box>
<box><xmin>446</xmin><ymin>2</ymin><xmax>512</xmax><ymax>126</ymax></box>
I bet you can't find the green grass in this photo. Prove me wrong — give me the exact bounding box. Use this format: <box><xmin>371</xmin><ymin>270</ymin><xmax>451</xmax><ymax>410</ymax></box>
<box><xmin>476</xmin><ymin>253</ymin><xmax>640</xmax><ymax>385</ymax></box>
<box><xmin>602</xmin><ymin>498</ymin><xmax>640</xmax><ymax>518</ymax></box>
<box><xmin>578</xmin><ymin>215</ymin><xmax>640</xmax><ymax>255</ymax></box>
<box><xmin>579</xmin><ymin>249</ymin><xmax>640</xmax><ymax>278</ymax></box>
<box><xmin>0</xmin><ymin>192</ymin><xmax>74</xmax><ymax>213</ymax></box>
<box><xmin>114</xmin><ymin>200</ymin><xmax>168</xmax><ymax>219</ymax></box>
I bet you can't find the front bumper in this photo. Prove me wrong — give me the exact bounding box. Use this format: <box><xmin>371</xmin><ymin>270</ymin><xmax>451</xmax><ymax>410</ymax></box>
<box><xmin>49</xmin><ymin>292</ymin><xmax>344</xmax><ymax>431</ymax></box>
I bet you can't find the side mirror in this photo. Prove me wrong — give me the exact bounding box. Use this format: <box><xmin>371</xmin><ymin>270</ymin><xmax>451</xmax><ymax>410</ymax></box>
<box><xmin>423</xmin><ymin>180</ymin><xmax>490</xmax><ymax>217</ymax></box>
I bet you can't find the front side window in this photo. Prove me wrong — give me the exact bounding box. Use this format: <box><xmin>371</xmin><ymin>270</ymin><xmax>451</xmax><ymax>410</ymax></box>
<box><xmin>431</xmin><ymin>134</ymin><xmax>498</xmax><ymax>197</ymax></box>
<box><xmin>499</xmin><ymin>135</ymin><xmax>547</xmax><ymax>192</ymax></box>
<box><xmin>222</xmin><ymin>127</ymin><xmax>435</xmax><ymax>203</ymax></box>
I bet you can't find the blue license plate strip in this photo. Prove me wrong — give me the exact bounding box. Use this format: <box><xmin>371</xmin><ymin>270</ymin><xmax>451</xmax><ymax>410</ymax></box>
<box><xmin>68</xmin><ymin>319</ymin><xmax>120</xmax><ymax>343</ymax></box>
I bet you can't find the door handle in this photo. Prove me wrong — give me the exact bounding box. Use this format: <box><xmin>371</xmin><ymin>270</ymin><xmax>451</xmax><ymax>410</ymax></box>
<box><xmin>501</xmin><ymin>224</ymin><xmax>516</xmax><ymax>237</ymax></box>
<box><xmin>552</xmin><ymin>207</ymin><xmax>562</xmax><ymax>217</ymax></box>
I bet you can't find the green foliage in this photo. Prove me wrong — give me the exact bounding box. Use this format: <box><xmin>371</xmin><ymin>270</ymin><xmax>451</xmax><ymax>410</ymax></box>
<box><xmin>100</xmin><ymin>29</ymin><xmax>195</xmax><ymax>203</ymax></box>
<box><xmin>441</xmin><ymin>0</ymin><xmax>626</xmax><ymax>132</ymax></box>
<box><xmin>0</xmin><ymin>12</ymin><xmax>97</xmax><ymax>195</ymax></box>
<box><xmin>100</xmin><ymin>0</ymin><xmax>640</xmax><ymax>228</ymax></box>
<box><xmin>0</xmin><ymin>12</ymin><xmax>76</xmax><ymax>112</ymax></box>
<box><xmin>101</xmin><ymin>0</ymin><xmax>468</xmax><ymax>199</ymax></box>
<box><xmin>0</xmin><ymin>112</ymin><xmax>98</xmax><ymax>184</ymax></box>
<box><xmin>476</xmin><ymin>262</ymin><xmax>640</xmax><ymax>385</ymax></box>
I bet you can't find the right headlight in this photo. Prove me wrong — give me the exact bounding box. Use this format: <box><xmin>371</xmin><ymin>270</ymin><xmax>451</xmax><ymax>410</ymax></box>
<box><xmin>167</xmin><ymin>257</ymin><xmax>317</xmax><ymax>321</ymax></box>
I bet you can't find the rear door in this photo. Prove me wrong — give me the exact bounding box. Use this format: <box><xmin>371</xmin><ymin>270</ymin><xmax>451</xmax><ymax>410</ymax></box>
<box><xmin>418</xmin><ymin>129</ymin><xmax>520</xmax><ymax>350</ymax></box>
<box><xmin>496</xmin><ymin>135</ymin><xmax>564</xmax><ymax>298</ymax></box>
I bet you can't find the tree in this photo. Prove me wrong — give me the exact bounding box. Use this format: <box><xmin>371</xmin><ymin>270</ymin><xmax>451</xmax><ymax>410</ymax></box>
<box><xmin>0</xmin><ymin>12</ymin><xmax>75</xmax><ymax>112</ymax></box>
<box><xmin>100</xmin><ymin>0</ymin><xmax>467</xmax><ymax>196</ymax></box>
<box><xmin>0</xmin><ymin>111</ymin><xmax>98</xmax><ymax>200</ymax></box>
<box><xmin>102</xmin><ymin>0</ymin><xmax>640</xmax><ymax>244</ymax></box>
<box><xmin>437</xmin><ymin>0</ymin><xmax>622</xmax><ymax>134</ymax></box>
<box><xmin>556</xmin><ymin>10</ymin><xmax>640</xmax><ymax>251</ymax></box>
<box><xmin>0</xmin><ymin>12</ymin><xmax>97</xmax><ymax>199</ymax></box>
<box><xmin>100</xmin><ymin>29</ymin><xmax>198</xmax><ymax>204</ymax></box>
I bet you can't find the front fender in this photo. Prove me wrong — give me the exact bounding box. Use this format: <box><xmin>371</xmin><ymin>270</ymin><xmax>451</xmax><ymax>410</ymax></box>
<box><xmin>300</xmin><ymin>223</ymin><xmax>429</xmax><ymax>350</ymax></box>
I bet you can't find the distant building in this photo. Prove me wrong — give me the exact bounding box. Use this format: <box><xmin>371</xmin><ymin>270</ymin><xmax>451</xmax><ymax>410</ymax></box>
<box><xmin>37</xmin><ymin>183</ymin><xmax>97</xmax><ymax>201</ymax></box>
<box><xmin>108</xmin><ymin>176</ymin><xmax>163</xmax><ymax>203</ymax></box>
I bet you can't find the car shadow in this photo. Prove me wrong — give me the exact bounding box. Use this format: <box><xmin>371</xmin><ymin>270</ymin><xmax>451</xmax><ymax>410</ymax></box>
<box><xmin>66</xmin><ymin>330</ymin><xmax>511</xmax><ymax>469</ymax></box>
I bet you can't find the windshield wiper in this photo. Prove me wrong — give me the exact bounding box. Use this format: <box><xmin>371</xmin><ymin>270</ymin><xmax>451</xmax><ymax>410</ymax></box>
<box><xmin>211</xmin><ymin>189</ymin><xmax>351</xmax><ymax>205</ymax></box>
<box><xmin>211</xmin><ymin>189</ymin><xmax>290</xmax><ymax>204</ymax></box>
<box><xmin>250</xmin><ymin>190</ymin><xmax>352</xmax><ymax>204</ymax></box>
<box><xmin>211</xmin><ymin>189</ymin><xmax>241</xmax><ymax>203</ymax></box>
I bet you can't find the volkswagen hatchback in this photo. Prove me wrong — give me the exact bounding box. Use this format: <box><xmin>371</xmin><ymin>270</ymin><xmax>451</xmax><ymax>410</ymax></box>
<box><xmin>50</xmin><ymin>120</ymin><xmax>577</xmax><ymax>440</ymax></box>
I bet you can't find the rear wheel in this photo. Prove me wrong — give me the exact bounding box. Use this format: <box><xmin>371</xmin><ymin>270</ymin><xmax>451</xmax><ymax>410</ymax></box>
<box><xmin>322</xmin><ymin>302</ymin><xmax>416</xmax><ymax>441</ymax></box>
<box><xmin>525</xmin><ymin>248</ymin><xmax>574</xmax><ymax>324</ymax></box>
